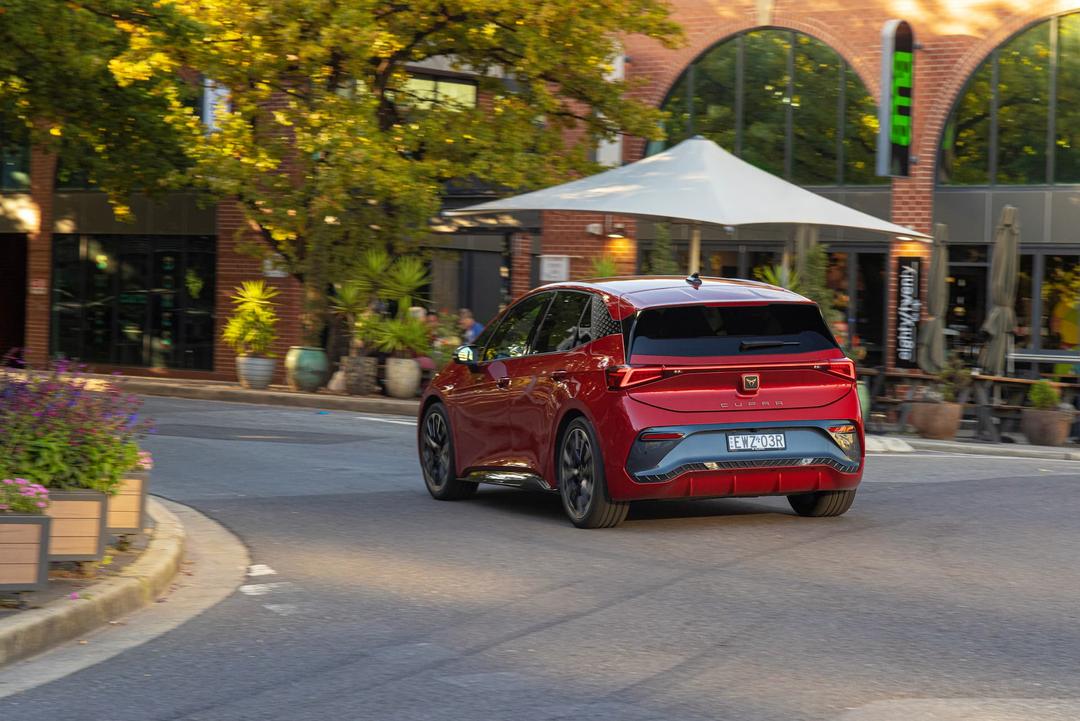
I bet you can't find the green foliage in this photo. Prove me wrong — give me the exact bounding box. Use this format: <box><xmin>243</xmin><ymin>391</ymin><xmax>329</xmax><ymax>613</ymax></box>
<box><xmin>159</xmin><ymin>0</ymin><xmax>679</xmax><ymax>340</ymax></box>
<box><xmin>0</xmin><ymin>0</ymin><xmax>202</xmax><ymax>211</ymax></box>
<box><xmin>382</xmin><ymin>256</ymin><xmax>431</xmax><ymax>316</ymax></box>
<box><xmin>753</xmin><ymin>263</ymin><xmax>801</xmax><ymax>292</ymax></box>
<box><xmin>221</xmin><ymin>280</ymin><xmax>280</xmax><ymax>356</ymax></box>
<box><xmin>589</xmin><ymin>255</ymin><xmax>619</xmax><ymax>278</ymax></box>
<box><xmin>372</xmin><ymin>317</ymin><xmax>431</xmax><ymax>358</ymax></box>
<box><xmin>645</xmin><ymin>223</ymin><xmax>680</xmax><ymax>275</ymax></box>
<box><xmin>937</xmin><ymin>353</ymin><xmax>973</xmax><ymax>403</ymax></box>
<box><xmin>799</xmin><ymin>242</ymin><xmax>841</xmax><ymax>324</ymax></box>
<box><xmin>1029</xmin><ymin>380</ymin><xmax>1061</xmax><ymax>410</ymax></box>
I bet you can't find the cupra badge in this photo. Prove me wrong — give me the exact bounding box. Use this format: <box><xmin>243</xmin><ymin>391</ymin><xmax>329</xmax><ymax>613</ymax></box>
<box><xmin>742</xmin><ymin>374</ymin><xmax>760</xmax><ymax>392</ymax></box>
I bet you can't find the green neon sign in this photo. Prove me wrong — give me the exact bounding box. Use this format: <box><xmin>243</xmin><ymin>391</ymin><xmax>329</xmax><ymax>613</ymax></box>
<box><xmin>890</xmin><ymin>50</ymin><xmax>913</xmax><ymax>146</ymax></box>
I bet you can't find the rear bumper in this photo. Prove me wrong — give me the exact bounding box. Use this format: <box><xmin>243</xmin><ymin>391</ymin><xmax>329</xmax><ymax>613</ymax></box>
<box><xmin>610</xmin><ymin>419</ymin><xmax>864</xmax><ymax>502</ymax></box>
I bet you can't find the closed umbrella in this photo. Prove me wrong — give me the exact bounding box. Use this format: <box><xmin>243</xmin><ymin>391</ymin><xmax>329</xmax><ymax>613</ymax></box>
<box><xmin>978</xmin><ymin>206</ymin><xmax>1020</xmax><ymax>376</ymax></box>
<box><xmin>918</xmin><ymin>223</ymin><xmax>949</xmax><ymax>374</ymax></box>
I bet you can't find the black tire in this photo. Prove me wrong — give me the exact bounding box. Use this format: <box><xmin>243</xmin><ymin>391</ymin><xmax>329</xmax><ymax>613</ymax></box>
<box><xmin>420</xmin><ymin>403</ymin><xmax>477</xmax><ymax>501</ymax></box>
<box><xmin>557</xmin><ymin>417</ymin><xmax>628</xmax><ymax>529</ymax></box>
<box><xmin>787</xmin><ymin>490</ymin><xmax>856</xmax><ymax>517</ymax></box>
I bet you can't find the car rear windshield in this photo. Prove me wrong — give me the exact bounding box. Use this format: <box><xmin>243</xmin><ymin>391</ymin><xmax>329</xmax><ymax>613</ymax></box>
<box><xmin>627</xmin><ymin>303</ymin><xmax>839</xmax><ymax>360</ymax></box>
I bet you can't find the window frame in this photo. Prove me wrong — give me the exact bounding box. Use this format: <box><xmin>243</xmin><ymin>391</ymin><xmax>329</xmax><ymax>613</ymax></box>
<box><xmin>529</xmin><ymin>290</ymin><xmax>595</xmax><ymax>357</ymax></box>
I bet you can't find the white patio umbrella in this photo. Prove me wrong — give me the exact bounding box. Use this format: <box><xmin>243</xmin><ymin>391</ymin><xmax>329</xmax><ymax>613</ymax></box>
<box><xmin>446</xmin><ymin>136</ymin><xmax>931</xmax><ymax>272</ymax></box>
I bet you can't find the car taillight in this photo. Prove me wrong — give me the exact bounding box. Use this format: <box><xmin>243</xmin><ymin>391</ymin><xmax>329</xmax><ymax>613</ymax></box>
<box><xmin>827</xmin><ymin>424</ymin><xmax>859</xmax><ymax>460</ymax></box>
<box><xmin>605</xmin><ymin>365</ymin><xmax>665</xmax><ymax>390</ymax></box>
<box><xmin>815</xmin><ymin>359</ymin><xmax>856</xmax><ymax>381</ymax></box>
<box><xmin>639</xmin><ymin>431</ymin><xmax>685</xmax><ymax>441</ymax></box>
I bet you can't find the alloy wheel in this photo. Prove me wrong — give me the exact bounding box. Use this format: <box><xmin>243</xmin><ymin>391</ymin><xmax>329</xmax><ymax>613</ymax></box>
<box><xmin>560</xmin><ymin>427</ymin><xmax>594</xmax><ymax>518</ymax></box>
<box><xmin>422</xmin><ymin>410</ymin><xmax>451</xmax><ymax>490</ymax></box>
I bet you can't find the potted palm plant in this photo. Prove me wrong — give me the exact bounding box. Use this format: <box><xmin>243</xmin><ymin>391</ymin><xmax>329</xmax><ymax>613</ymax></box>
<box><xmin>908</xmin><ymin>354</ymin><xmax>971</xmax><ymax>440</ymax></box>
<box><xmin>222</xmin><ymin>280</ymin><xmax>280</xmax><ymax>390</ymax></box>
<box><xmin>0</xmin><ymin>479</ymin><xmax>51</xmax><ymax>592</ymax></box>
<box><xmin>330</xmin><ymin>249</ymin><xmax>393</xmax><ymax>395</ymax></box>
<box><xmin>373</xmin><ymin>255</ymin><xmax>432</xmax><ymax>398</ymax></box>
<box><xmin>1022</xmin><ymin>381</ymin><xmax>1076</xmax><ymax>447</ymax></box>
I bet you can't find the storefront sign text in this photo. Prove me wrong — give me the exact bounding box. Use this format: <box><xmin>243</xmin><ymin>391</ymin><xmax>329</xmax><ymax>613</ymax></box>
<box><xmin>895</xmin><ymin>256</ymin><xmax>921</xmax><ymax>367</ymax></box>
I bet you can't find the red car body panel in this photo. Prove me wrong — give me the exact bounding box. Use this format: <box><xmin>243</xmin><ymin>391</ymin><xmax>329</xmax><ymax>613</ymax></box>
<box><xmin>420</xmin><ymin>277</ymin><xmax>865</xmax><ymax>504</ymax></box>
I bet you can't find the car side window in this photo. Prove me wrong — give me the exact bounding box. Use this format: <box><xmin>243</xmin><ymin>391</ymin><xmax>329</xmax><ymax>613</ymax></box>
<box><xmin>482</xmin><ymin>293</ymin><xmax>552</xmax><ymax>361</ymax></box>
<box><xmin>532</xmin><ymin>292</ymin><xmax>592</xmax><ymax>354</ymax></box>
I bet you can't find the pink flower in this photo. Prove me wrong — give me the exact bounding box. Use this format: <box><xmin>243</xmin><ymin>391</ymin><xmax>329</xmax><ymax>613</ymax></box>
<box><xmin>0</xmin><ymin>504</ymin><xmax>9</xmax><ymax>511</ymax></box>
<box><xmin>36</xmin><ymin>502</ymin><xmax>47</xmax><ymax>508</ymax></box>
<box><xmin>14</xmin><ymin>478</ymin><xmax>27</xmax><ymax>486</ymax></box>
<box><xmin>1</xmin><ymin>479</ymin><xmax>12</xmax><ymax>485</ymax></box>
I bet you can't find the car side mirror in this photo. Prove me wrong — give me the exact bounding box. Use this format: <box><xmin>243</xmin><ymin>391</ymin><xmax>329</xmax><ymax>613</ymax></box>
<box><xmin>454</xmin><ymin>344</ymin><xmax>478</xmax><ymax>365</ymax></box>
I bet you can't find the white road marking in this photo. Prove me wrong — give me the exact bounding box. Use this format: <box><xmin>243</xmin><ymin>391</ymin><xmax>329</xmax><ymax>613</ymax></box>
<box><xmin>355</xmin><ymin>416</ymin><xmax>416</xmax><ymax>426</ymax></box>
<box><xmin>870</xmin><ymin>452</ymin><xmax>1080</xmax><ymax>463</ymax></box>
<box><xmin>238</xmin><ymin>582</ymin><xmax>293</xmax><ymax>596</ymax></box>
<box><xmin>247</xmin><ymin>564</ymin><xmax>277</xmax><ymax>577</ymax></box>
<box><xmin>262</xmin><ymin>603</ymin><xmax>299</xmax><ymax>616</ymax></box>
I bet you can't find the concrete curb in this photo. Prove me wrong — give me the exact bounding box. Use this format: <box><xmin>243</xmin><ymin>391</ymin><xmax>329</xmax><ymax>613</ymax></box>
<box><xmin>114</xmin><ymin>377</ymin><xmax>419</xmax><ymax>417</ymax></box>
<box><xmin>902</xmin><ymin>437</ymin><xmax>1080</xmax><ymax>461</ymax></box>
<box><xmin>865</xmin><ymin>436</ymin><xmax>915</xmax><ymax>453</ymax></box>
<box><xmin>0</xmin><ymin>497</ymin><xmax>185</xmax><ymax>667</ymax></box>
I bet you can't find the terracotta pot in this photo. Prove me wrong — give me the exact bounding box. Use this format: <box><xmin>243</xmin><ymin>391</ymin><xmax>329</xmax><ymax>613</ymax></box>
<box><xmin>908</xmin><ymin>401</ymin><xmax>963</xmax><ymax>440</ymax></box>
<box><xmin>0</xmin><ymin>514</ymin><xmax>50</xmax><ymax>592</ymax></box>
<box><xmin>1021</xmin><ymin>408</ymin><xmax>1075</xmax><ymax>447</ymax></box>
<box><xmin>341</xmin><ymin>355</ymin><xmax>379</xmax><ymax>396</ymax></box>
<box><xmin>107</xmin><ymin>471</ymin><xmax>150</xmax><ymax>535</ymax></box>
<box><xmin>45</xmin><ymin>490</ymin><xmax>107</xmax><ymax>562</ymax></box>
<box><xmin>236</xmin><ymin>356</ymin><xmax>275</xmax><ymax>390</ymax></box>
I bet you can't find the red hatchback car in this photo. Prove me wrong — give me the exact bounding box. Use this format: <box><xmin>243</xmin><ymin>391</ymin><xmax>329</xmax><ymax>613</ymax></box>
<box><xmin>417</xmin><ymin>275</ymin><xmax>864</xmax><ymax>528</ymax></box>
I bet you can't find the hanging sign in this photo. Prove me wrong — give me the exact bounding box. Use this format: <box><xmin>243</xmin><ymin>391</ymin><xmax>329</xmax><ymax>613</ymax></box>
<box><xmin>895</xmin><ymin>256</ymin><xmax>921</xmax><ymax>368</ymax></box>
<box><xmin>539</xmin><ymin>255</ymin><xmax>571</xmax><ymax>283</ymax></box>
<box><xmin>877</xmin><ymin>19</ymin><xmax>914</xmax><ymax>177</ymax></box>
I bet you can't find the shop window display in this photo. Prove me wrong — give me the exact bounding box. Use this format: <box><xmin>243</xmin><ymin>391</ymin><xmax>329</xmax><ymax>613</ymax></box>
<box><xmin>51</xmin><ymin>235</ymin><xmax>216</xmax><ymax>370</ymax></box>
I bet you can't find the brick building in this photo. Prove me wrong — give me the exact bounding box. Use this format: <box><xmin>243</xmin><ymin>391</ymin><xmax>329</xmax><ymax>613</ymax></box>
<box><xmin>3</xmin><ymin>0</ymin><xmax>1079</xmax><ymax>379</ymax></box>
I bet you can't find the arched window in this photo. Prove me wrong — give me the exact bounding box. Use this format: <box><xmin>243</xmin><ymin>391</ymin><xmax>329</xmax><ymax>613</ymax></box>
<box><xmin>649</xmin><ymin>29</ymin><xmax>884</xmax><ymax>186</ymax></box>
<box><xmin>939</xmin><ymin>13</ymin><xmax>1080</xmax><ymax>185</ymax></box>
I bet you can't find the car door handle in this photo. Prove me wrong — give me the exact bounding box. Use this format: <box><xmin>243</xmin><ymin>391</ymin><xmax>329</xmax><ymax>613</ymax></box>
<box><xmin>551</xmin><ymin>370</ymin><xmax>569</xmax><ymax>383</ymax></box>
<box><xmin>496</xmin><ymin>377</ymin><xmax>511</xmax><ymax>389</ymax></box>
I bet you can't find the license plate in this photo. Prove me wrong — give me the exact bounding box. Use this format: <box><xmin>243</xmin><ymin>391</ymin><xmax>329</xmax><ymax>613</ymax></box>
<box><xmin>727</xmin><ymin>432</ymin><xmax>786</xmax><ymax>452</ymax></box>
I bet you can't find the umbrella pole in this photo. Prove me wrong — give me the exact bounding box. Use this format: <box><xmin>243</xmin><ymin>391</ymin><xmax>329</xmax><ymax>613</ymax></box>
<box><xmin>689</xmin><ymin>224</ymin><xmax>701</xmax><ymax>275</ymax></box>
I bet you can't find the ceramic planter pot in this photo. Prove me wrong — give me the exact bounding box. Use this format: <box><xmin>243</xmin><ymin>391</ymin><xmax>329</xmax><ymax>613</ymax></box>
<box><xmin>341</xmin><ymin>355</ymin><xmax>379</xmax><ymax>396</ymax></box>
<box><xmin>909</xmin><ymin>401</ymin><xmax>963</xmax><ymax>440</ymax></box>
<box><xmin>285</xmin><ymin>346</ymin><xmax>328</xmax><ymax>392</ymax></box>
<box><xmin>1021</xmin><ymin>408</ymin><xmax>1075</xmax><ymax>447</ymax></box>
<box><xmin>107</xmin><ymin>471</ymin><xmax>149</xmax><ymax>535</ymax></box>
<box><xmin>236</xmin><ymin>356</ymin><xmax>275</xmax><ymax>390</ymax></box>
<box><xmin>45</xmin><ymin>490</ymin><xmax>107</xmax><ymax>562</ymax></box>
<box><xmin>384</xmin><ymin>357</ymin><xmax>421</xmax><ymax>399</ymax></box>
<box><xmin>0</xmin><ymin>515</ymin><xmax>50</xmax><ymax>592</ymax></box>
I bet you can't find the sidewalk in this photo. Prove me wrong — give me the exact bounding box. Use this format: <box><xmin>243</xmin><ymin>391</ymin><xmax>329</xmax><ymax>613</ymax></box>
<box><xmin>104</xmin><ymin>374</ymin><xmax>419</xmax><ymax>417</ymax></box>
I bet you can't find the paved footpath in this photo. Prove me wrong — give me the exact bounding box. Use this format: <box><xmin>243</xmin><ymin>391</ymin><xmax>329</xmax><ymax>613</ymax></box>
<box><xmin>2</xmin><ymin>396</ymin><xmax>1080</xmax><ymax>721</ymax></box>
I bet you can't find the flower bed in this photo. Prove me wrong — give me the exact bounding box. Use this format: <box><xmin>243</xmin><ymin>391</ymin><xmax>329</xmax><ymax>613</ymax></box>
<box><xmin>1</xmin><ymin>365</ymin><xmax>153</xmax><ymax>564</ymax></box>
<box><xmin>0</xmin><ymin>365</ymin><xmax>150</xmax><ymax>495</ymax></box>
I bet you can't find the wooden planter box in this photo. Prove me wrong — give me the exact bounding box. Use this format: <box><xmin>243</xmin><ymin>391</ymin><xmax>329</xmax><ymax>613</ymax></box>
<box><xmin>0</xmin><ymin>515</ymin><xmax>50</xmax><ymax>592</ymax></box>
<box><xmin>45</xmin><ymin>490</ymin><xmax>107</xmax><ymax>562</ymax></box>
<box><xmin>107</xmin><ymin>471</ymin><xmax>150</xmax><ymax>535</ymax></box>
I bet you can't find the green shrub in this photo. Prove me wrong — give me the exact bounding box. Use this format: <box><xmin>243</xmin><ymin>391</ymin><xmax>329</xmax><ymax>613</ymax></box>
<box><xmin>1028</xmin><ymin>380</ymin><xmax>1061</xmax><ymax>410</ymax></box>
<box><xmin>938</xmin><ymin>354</ymin><xmax>973</xmax><ymax>403</ymax></box>
<box><xmin>589</xmin><ymin>255</ymin><xmax>619</xmax><ymax>278</ymax></box>
<box><xmin>222</xmin><ymin>280</ymin><xmax>280</xmax><ymax>356</ymax></box>
<box><xmin>645</xmin><ymin>223</ymin><xmax>680</xmax><ymax>275</ymax></box>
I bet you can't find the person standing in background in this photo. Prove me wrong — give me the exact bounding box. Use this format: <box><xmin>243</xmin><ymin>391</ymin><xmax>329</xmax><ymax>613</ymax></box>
<box><xmin>458</xmin><ymin>308</ymin><xmax>484</xmax><ymax>344</ymax></box>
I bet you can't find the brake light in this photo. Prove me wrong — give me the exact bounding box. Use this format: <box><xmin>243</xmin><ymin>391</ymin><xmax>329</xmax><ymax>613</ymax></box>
<box><xmin>815</xmin><ymin>359</ymin><xmax>856</xmax><ymax>381</ymax></box>
<box><xmin>605</xmin><ymin>365</ymin><xmax>665</xmax><ymax>390</ymax></box>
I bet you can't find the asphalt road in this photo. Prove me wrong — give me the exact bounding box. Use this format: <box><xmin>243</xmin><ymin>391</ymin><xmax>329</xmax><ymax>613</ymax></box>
<box><xmin>3</xmin><ymin>397</ymin><xmax>1080</xmax><ymax>721</ymax></box>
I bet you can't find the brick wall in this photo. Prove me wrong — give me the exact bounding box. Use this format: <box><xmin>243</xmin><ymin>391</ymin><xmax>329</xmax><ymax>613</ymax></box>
<box><xmin>214</xmin><ymin>203</ymin><xmax>304</xmax><ymax>382</ymax></box>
